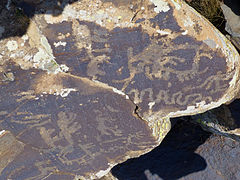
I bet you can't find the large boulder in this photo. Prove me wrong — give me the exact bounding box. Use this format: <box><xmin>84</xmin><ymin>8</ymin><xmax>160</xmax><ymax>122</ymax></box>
<box><xmin>220</xmin><ymin>0</ymin><xmax>240</xmax><ymax>51</ymax></box>
<box><xmin>108</xmin><ymin>120</ymin><xmax>240</xmax><ymax>180</ymax></box>
<box><xmin>0</xmin><ymin>0</ymin><xmax>240</xmax><ymax>179</ymax></box>
<box><xmin>191</xmin><ymin>99</ymin><xmax>240</xmax><ymax>141</ymax></box>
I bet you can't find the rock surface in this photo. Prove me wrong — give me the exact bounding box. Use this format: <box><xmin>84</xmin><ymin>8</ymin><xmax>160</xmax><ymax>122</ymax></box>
<box><xmin>108</xmin><ymin>120</ymin><xmax>240</xmax><ymax>180</ymax></box>
<box><xmin>191</xmin><ymin>99</ymin><xmax>240</xmax><ymax>141</ymax></box>
<box><xmin>221</xmin><ymin>1</ymin><xmax>240</xmax><ymax>38</ymax></box>
<box><xmin>220</xmin><ymin>0</ymin><xmax>240</xmax><ymax>51</ymax></box>
<box><xmin>182</xmin><ymin>134</ymin><xmax>240</xmax><ymax>180</ymax></box>
<box><xmin>0</xmin><ymin>67</ymin><xmax>160</xmax><ymax>179</ymax></box>
<box><xmin>0</xmin><ymin>0</ymin><xmax>240</xmax><ymax>179</ymax></box>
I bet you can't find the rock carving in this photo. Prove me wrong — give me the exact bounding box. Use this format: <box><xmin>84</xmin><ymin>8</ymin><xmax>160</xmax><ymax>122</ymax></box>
<box><xmin>0</xmin><ymin>0</ymin><xmax>240</xmax><ymax>179</ymax></box>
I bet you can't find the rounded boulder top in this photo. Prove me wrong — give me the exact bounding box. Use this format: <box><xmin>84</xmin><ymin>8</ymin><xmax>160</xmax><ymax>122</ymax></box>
<box><xmin>0</xmin><ymin>0</ymin><xmax>240</xmax><ymax>179</ymax></box>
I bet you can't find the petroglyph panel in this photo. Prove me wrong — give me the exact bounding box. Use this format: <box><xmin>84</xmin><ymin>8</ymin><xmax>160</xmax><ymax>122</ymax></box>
<box><xmin>0</xmin><ymin>64</ymin><xmax>158</xmax><ymax>179</ymax></box>
<box><xmin>38</xmin><ymin>0</ymin><xmax>239</xmax><ymax>119</ymax></box>
<box><xmin>0</xmin><ymin>0</ymin><xmax>240</xmax><ymax>179</ymax></box>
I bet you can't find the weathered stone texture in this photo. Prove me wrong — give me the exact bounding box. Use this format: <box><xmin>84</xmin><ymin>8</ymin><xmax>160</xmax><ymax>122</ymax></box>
<box><xmin>0</xmin><ymin>0</ymin><xmax>240</xmax><ymax>179</ymax></box>
<box><xmin>191</xmin><ymin>99</ymin><xmax>240</xmax><ymax>141</ymax></box>
<box><xmin>108</xmin><ymin>120</ymin><xmax>240</xmax><ymax>180</ymax></box>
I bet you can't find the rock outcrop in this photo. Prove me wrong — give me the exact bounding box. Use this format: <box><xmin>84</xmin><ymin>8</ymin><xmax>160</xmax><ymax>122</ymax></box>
<box><xmin>108</xmin><ymin>120</ymin><xmax>240</xmax><ymax>180</ymax></box>
<box><xmin>221</xmin><ymin>0</ymin><xmax>240</xmax><ymax>51</ymax></box>
<box><xmin>191</xmin><ymin>99</ymin><xmax>240</xmax><ymax>141</ymax></box>
<box><xmin>0</xmin><ymin>0</ymin><xmax>240</xmax><ymax>179</ymax></box>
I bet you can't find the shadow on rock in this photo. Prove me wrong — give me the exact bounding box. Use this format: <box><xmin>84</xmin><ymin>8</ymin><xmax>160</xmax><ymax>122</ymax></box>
<box><xmin>223</xmin><ymin>0</ymin><xmax>240</xmax><ymax>16</ymax></box>
<box><xmin>111</xmin><ymin>119</ymin><xmax>211</xmax><ymax>180</ymax></box>
<box><xmin>228</xmin><ymin>99</ymin><xmax>240</xmax><ymax>128</ymax></box>
<box><xmin>0</xmin><ymin>0</ymin><xmax>79</xmax><ymax>40</ymax></box>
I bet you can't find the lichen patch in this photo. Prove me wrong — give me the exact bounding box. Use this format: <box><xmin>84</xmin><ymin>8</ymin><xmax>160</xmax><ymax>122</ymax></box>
<box><xmin>53</xmin><ymin>88</ymin><xmax>77</xmax><ymax>97</ymax></box>
<box><xmin>43</xmin><ymin>0</ymin><xmax>135</xmax><ymax>30</ymax></box>
<box><xmin>33</xmin><ymin>48</ymin><xmax>57</xmax><ymax>72</ymax></box>
<box><xmin>54</xmin><ymin>41</ymin><xmax>67</xmax><ymax>47</ymax></box>
<box><xmin>184</xmin><ymin>16</ymin><xmax>195</xmax><ymax>27</ymax></box>
<box><xmin>21</xmin><ymin>35</ymin><xmax>29</xmax><ymax>41</ymax></box>
<box><xmin>6</xmin><ymin>40</ymin><xmax>18</xmax><ymax>51</ymax></box>
<box><xmin>150</xmin><ymin>0</ymin><xmax>170</xmax><ymax>13</ymax></box>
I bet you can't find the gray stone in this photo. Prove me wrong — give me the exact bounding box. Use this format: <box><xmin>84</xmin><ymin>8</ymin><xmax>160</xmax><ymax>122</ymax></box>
<box><xmin>221</xmin><ymin>2</ymin><xmax>240</xmax><ymax>51</ymax></box>
<box><xmin>190</xmin><ymin>99</ymin><xmax>240</xmax><ymax>141</ymax></box>
<box><xmin>108</xmin><ymin>120</ymin><xmax>240</xmax><ymax>180</ymax></box>
<box><xmin>221</xmin><ymin>3</ymin><xmax>240</xmax><ymax>37</ymax></box>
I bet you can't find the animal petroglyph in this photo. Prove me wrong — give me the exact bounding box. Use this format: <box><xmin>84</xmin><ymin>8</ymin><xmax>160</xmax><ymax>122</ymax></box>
<box><xmin>0</xmin><ymin>0</ymin><xmax>240</xmax><ymax>179</ymax></box>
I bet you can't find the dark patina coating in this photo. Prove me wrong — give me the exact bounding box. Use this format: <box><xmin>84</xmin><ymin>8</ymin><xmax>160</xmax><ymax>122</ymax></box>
<box><xmin>0</xmin><ymin>0</ymin><xmax>239</xmax><ymax>179</ymax></box>
<box><xmin>0</xmin><ymin>63</ymin><xmax>158</xmax><ymax>179</ymax></box>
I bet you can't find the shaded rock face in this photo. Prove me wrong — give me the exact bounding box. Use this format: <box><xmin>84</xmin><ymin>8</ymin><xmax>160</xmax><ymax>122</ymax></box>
<box><xmin>0</xmin><ymin>0</ymin><xmax>240</xmax><ymax>179</ymax></box>
<box><xmin>221</xmin><ymin>1</ymin><xmax>240</xmax><ymax>37</ymax></box>
<box><xmin>183</xmin><ymin>132</ymin><xmax>240</xmax><ymax>180</ymax></box>
<box><xmin>110</xmin><ymin>120</ymin><xmax>211</xmax><ymax>180</ymax></box>
<box><xmin>220</xmin><ymin>1</ymin><xmax>240</xmax><ymax>52</ymax></box>
<box><xmin>191</xmin><ymin>99</ymin><xmax>240</xmax><ymax>141</ymax></box>
<box><xmin>186</xmin><ymin>135</ymin><xmax>240</xmax><ymax>180</ymax></box>
<box><xmin>110</xmin><ymin>120</ymin><xmax>240</xmax><ymax>180</ymax></box>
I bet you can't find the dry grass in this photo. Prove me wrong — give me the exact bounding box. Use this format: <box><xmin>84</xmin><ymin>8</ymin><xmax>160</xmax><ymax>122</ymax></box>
<box><xmin>185</xmin><ymin>0</ymin><xmax>225</xmax><ymax>29</ymax></box>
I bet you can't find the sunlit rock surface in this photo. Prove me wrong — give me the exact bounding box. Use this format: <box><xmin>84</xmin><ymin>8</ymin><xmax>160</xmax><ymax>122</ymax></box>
<box><xmin>0</xmin><ymin>0</ymin><xmax>240</xmax><ymax>179</ymax></box>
